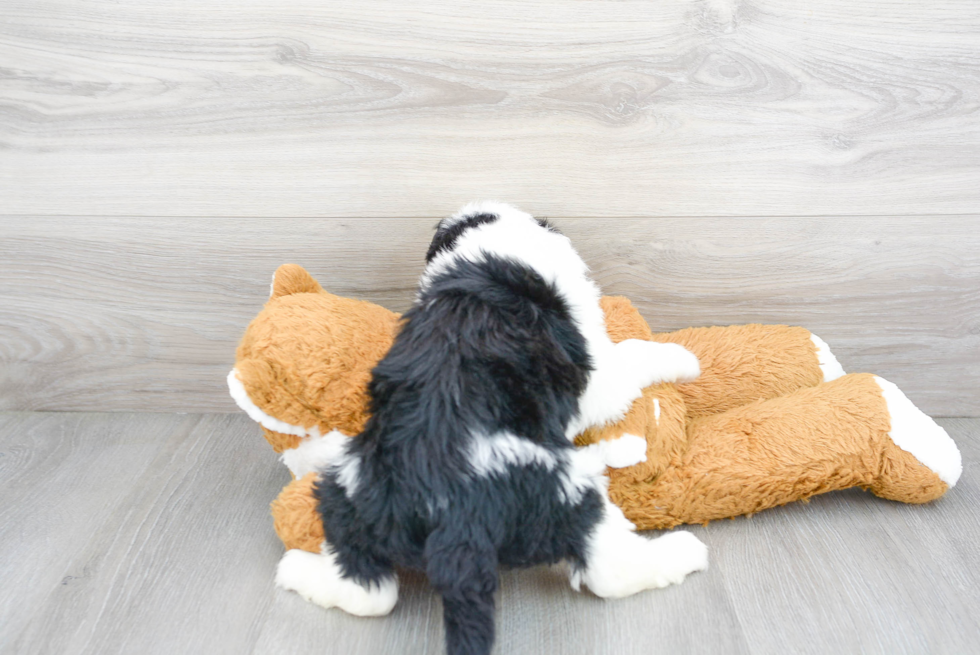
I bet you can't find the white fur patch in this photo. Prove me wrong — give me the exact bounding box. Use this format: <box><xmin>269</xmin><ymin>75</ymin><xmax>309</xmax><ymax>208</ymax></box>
<box><xmin>653</xmin><ymin>397</ymin><xmax>661</xmax><ymax>423</ymax></box>
<box><xmin>276</xmin><ymin>545</ymin><xmax>398</xmax><ymax>617</ymax></box>
<box><xmin>596</xmin><ymin>434</ymin><xmax>648</xmax><ymax>469</ymax></box>
<box><xmin>874</xmin><ymin>376</ymin><xmax>962</xmax><ymax>487</ymax></box>
<box><xmin>810</xmin><ymin>333</ymin><xmax>845</xmax><ymax>381</ymax></box>
<box><xmin>280</xmin><ymin>430</ymin><xmax>361</xmax><ymax>497</ymax></box>
<box><xmin>559</xmin><ymin>445</ymin><xmax>609</xmax><ymax>505</ymax></box>
<box><xmin>566</xmin><ymin>340</ymin><xmax>700</xmax><ymax>439</ymax></box>
<box><xmin>427</xmin><ymin>203</ymin><xmax>701</xmax><ymax>446</ymax></box>
<box><xmin>570</xmin><ymin>502</ymin><xmax>708</xmax><ymax>597</ymax></box>
<box><xmin>466</xmin><ymin>431</ymin><xmax>559</xmax><ymax>477</ymax></box>
<box><xmin>227</xmin><ymin>368</ymin><xmax>321</xmax><ymax>438</ymax></box>
<box><xmin>423</xmin><ymin>202</ymin><xmax>610</xmax><ymax>361</ymax></box>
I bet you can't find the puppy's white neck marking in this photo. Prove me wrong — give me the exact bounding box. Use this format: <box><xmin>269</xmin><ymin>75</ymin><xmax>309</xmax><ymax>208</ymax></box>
<box><xmin>421</xmin><ymin>203</ymin><xmax>610</xmax><ymax>363</ymax></box>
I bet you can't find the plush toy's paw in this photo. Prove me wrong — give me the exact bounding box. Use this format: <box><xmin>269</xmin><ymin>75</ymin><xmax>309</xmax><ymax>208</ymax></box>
<box><xmin>810</xmin><ymin>333</ymin><xmax>846</xmax><ymax>381</ymax></box>
<box><xmin>596</xmin><ymin>434</ymin><xmax>648</xmax><ymax>468</ymax></box>
<box><xmin>616</xmin><ymin>339</ymin><xmax>701</xmax><ymax>386</ymax></box>
<box><xmin>276</xmin><ymin>548</ymin><xmax>398</xmax><ymax>617</ymax></box>
<box><xmin>874</xmin><ymin>376</ymin><xmax>962</xmax><ymax>487</ymax></box>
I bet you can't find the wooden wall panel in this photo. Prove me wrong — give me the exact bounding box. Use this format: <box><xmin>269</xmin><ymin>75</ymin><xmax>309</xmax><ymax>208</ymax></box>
<box><xmin>1</xmin><ymin>215</ymin><xmax>977</xmax><ymax>416</ymax></box>
<box><xmin>0</xmin><ymin>0</ymin><xmax>978</xmax><ymax>217</ymax></box>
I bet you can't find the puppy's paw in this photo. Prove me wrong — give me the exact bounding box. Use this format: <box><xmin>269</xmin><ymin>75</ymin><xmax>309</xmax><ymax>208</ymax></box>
<box><xmin>276</xmin><ymin>548</ymin><xmax>398</xmax><ymax>617</ymax></box>
<box><xmin>615</xmin><ymin>340</ymin><xmax>701</xmax><ymax>386</ymax></box>
<box><xmin>646</xmin><ymin>530</ymin><xmax>709</xmax><ymax>586</ymax></box>
<box><xmin>649</xmin><ymin>342</ymin><xmax>701</xmax><ymax>384</ymax></box>
<box><xmin>597</xmin><ymin>434</ymin><xmax>648</xmax><ymax>468</ymax></box>
<box><xmin>577</xmin><ymin>518</ymin><xmax>708</xmax><ymax>598</ymax></box>
<box><xmin>276</xmin><ymin>549</ymin><xmax>334</xmax><ymax>605</ymax></box>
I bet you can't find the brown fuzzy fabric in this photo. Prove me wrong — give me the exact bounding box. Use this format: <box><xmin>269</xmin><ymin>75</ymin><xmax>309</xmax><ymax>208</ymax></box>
<box><xmin>234</xmin><ymin>268</ymin><xmax>950</xmax><ymax>545</ymax></box>
<box><xmin>271</xmin><ymin>472</ymin><xmax>325</xmax><ymax>552</ymax></box>
<box><xmin>236</xmin><ymin>264</ymin><xmax>401</xmax><ymax>451</ymax></box>
<box><xmin>609</xmin><ymin>373</ymin><xmax>947</xmax><ymax>530</ymax></box>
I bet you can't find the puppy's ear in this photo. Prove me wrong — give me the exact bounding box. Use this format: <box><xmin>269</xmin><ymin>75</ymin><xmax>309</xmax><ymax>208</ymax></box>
<box><xmin>271</xmin><ymin>264</ymin><xmax>324</xmax><ymax>298</ymax></box>
<box><xmin>426</xmin><ymin>211</ymin><xmax>500</xmax><ymax>262</ymax></box>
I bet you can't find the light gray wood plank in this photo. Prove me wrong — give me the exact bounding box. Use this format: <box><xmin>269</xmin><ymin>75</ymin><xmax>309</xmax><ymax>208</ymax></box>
<box><xmin>2</xmin><ymin>413</ymin><xmax>976</xmax><ymax>654</ymax></box>
<box><xmin>1</xmin><ymin>413</ymin><xmax>289</xmax><ymax>655</ymax></box>
<box><xmin>252</xmin><ymin>543</ymin><xmax>748</xmax><ymax>655</ymax></box>
<box><xmin>2</xmin><ymin>215</ymin><xmax>977</xmax><ymax>416</ymax></box>
<box><xmin>0</xmin><ymin>413</ymin><xmax>192</xmax><ymax>650</ymax></box>
<box><xmin>716</xmin><ymin>417</ymin><xmax>980</xmax><ymax>655</ymax></box>
<box><xmin>1</xmin><ymin>1</ymin><xmax>978</xmax><ymax>217</ymax></box>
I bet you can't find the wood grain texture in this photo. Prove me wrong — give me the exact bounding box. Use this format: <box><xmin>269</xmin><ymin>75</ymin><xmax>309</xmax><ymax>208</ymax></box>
<box><xmin>2</xmin><ymin>215</ymin><xmax>977</xmax><ymax>416</ymax></box>
<box><xmin>0</xmin><ymin>413</ymin><xmax>288</xmax><ymax>655</ymax></box>
<box><xmin>1</xmin><ymin>413</ymin><xmax>978</xmax><ymax>654</ymax></box>
<box><xmin>1</xmin><ymin>0</ymin><xmax>978</xmax><ymax>217</ymax></box>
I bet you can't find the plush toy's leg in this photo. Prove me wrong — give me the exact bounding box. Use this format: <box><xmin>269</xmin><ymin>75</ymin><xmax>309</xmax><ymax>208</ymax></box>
<box><xmin>271</xmin><ymin>473</ymin><xmax>325</xmax><ymax>553</ymax></box>
<box><xmin>651</xmin><ymin>324</ymin><xmax>833</xmax><ymax>419</ymax></box>
<box><xmin>569</xmin><ymin>498</ymin><xmax>708</xmax><ymax>597</ymax></box>
<box><xmin>608</xmin><ymin>373</ymin><xmax>962</xmax><ymax>530</ymax></box>
<box><xmin>276</xmin><ymin>544</ymin><xmax>398</xmax><ymax>617</ymax></box>
<box><xmin>567</xmin><ymin>339</ymin><xmax>700</xmax><ymax>438</ymax></box>
<box><xmin>599</xmin><ymin>296</ymin><xmax>850</xmax><ymax>418</ymax></box>
<box><xmin>870</xmin><ymin>376</ymin><xmax>962</xmax><ymax>499</ymax></box>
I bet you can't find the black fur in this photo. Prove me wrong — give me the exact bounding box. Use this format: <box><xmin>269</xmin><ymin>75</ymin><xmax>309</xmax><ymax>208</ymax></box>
<box><xmin>315</xmin><ymin>247</ymin><xmax>604</xmax><ymax>655</ymax></box>
<box><xmin>426</xmin><ymin>212</ymin><xmax>500</xmax><ymax>263</ymax></box>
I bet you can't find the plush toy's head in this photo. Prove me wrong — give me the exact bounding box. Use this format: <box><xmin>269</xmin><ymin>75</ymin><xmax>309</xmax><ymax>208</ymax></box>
<box><xmin>228</xmin><ymin>264</ymin><xmax>401</xmax><ymax>452</ymax></box>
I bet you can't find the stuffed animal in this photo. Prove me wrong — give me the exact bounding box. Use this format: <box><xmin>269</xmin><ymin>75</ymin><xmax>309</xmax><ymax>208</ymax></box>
<box><xmin>228</xmin><ymin>264</ymin><xmax>961</xmax><ymax>556</ymax></box>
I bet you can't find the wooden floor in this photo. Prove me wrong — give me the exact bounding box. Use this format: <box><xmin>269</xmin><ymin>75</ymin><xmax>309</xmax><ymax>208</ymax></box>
<box><xmin>2</xmin><ymin>2</ymin><xmax>979</xmax><ymax>653</ymax></box>
<box><xmin>1</xmin><ymin>411</ymin><xmax>977</xmax><ymax>655</ymax></box>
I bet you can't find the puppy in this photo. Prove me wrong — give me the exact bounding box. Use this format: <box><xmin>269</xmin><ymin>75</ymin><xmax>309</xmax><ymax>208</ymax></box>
<box><xmin>276</xmin><ymin>203</ymin><xmax>708</xmax><ymax>655</ymax></box>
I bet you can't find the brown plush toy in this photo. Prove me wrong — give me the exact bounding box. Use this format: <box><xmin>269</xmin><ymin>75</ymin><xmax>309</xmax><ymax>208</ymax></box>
<box><xmin>228</xmin><ymin>264</ymin><xmax>962</xmax><ymax>554</ymax></box>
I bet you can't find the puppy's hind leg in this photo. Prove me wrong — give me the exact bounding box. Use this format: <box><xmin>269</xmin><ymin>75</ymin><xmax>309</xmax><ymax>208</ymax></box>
<box><xmin>424</xmin><ymin>526</ymin><xmax>498</xmax><ymax>655</ymax></box>
<box><xmin>276</xmin><ymin>543</ymin><xmax>398</xmax><ymax>617</ymax></box>
<box><xmin>570</xmin><ymin>500</ymin><xmax>708</xmax><ymax>598</ymax></box>
<box><xmin>275</xmin><ymin>478</ymin><xmax>398</xmax><ymax>617</ymax></box>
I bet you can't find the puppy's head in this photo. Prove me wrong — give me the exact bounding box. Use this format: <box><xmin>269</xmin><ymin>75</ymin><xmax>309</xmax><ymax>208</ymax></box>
<box><xmin>427</xmin><ymin>202</ymin><xmax>558</xmax><ymax>263</ymax></box>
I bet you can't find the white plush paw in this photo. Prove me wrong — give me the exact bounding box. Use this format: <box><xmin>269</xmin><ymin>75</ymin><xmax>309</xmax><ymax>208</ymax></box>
<box><xmin>275</xmin><ymin>548</ymin><xmax>398</xmax><ymax>617</ymax></box>
<box><xmin>874</xmin><ymin>376</ymin><xmax>962</xmax><ymax>487</ymax></box>
<box><xmin>597</xmin><ymin>434</ymin><xmax>648</xmax><ymax>468</ymax></box>
<box><xmin>615</xmin><ymin>340</ymin><xmax>701</xmax><ymax>387</ymax></box>
<box><xmin>810</xmin><ymin>333</ymin><xmax>845</xmax><ymax>381</ymax></box>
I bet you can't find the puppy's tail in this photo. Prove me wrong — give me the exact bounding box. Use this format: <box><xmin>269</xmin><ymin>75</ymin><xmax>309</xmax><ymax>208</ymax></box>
<box><xmin>425</xmin><ymin>531</ymin><xmax>498</xmax><ymax>655</ymax></box>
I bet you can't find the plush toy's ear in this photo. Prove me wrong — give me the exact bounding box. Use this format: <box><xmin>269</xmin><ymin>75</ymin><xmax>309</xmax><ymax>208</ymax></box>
<box><xmin>271</xmin><ymin>264</ymin><xmax>324</xmax><ymax>298</ymax></box>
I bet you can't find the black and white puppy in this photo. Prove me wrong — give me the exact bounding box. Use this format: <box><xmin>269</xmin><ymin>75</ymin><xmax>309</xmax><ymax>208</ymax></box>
<box><xmin>276</xmin><ymin>202</ymin><xmax>708</xmax><ymax>655</ymax></box>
